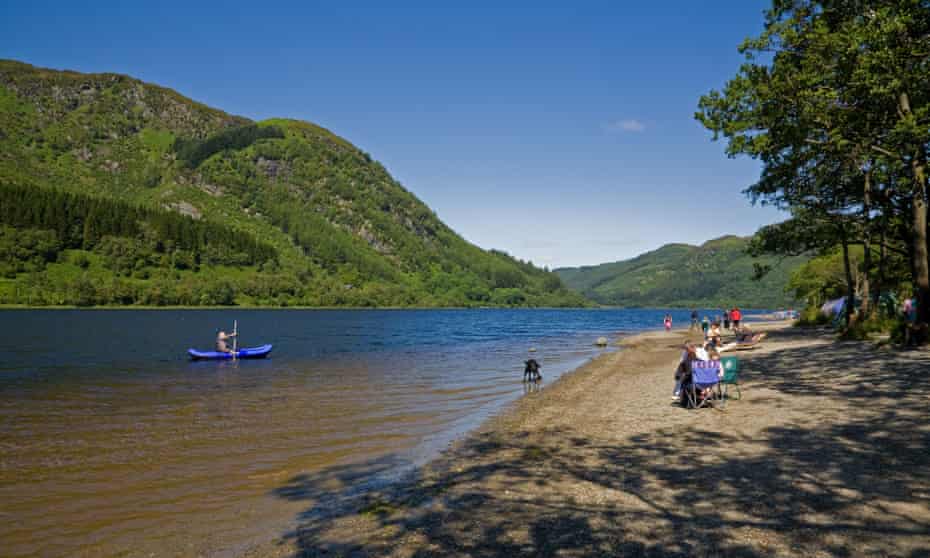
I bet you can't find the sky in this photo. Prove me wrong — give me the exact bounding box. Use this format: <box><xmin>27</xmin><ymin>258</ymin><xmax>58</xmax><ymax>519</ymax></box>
<box><xmin>0</xmin><ymin>0</ymin><xmax>785</xmax><ymax>269</ymax></box>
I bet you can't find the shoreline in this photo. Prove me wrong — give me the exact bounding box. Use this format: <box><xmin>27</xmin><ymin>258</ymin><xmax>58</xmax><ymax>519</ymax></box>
<box><xmin>243</xmin><ymin>325</ymin><xmax>716</xmax><ymax>556</ymax></box>
<box><xmin>254</xmin><ymin>321</ymin><xmax>930</xmax><ymax>557</ymax></box>
<box><xmin>240</xmin><ymin>327</ymin><xmax>674</xmax><ymax>557</ymax></box>
<box><xmin>0</xmin><ymin>305</ymin><xmax>784</xmax><ymax>311</ymax></box>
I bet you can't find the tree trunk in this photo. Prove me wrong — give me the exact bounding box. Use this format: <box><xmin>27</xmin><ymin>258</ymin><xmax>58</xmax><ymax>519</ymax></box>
<box><xmin>911</xmin><ymin>157</ymin><xmax>930</xmax><ymax>327</ymax></box>
<box><xmin>840</xmin><ymin>224</ymin><xmax>855</xmax><ymax>328</ymax></box>
<box><xmin>878</xmin><ymin>219</ymin><xmax>886</xmax><ymax>311</ymax></box>
<box><xmin>860</xmin><ymin>166</ymin><xmax>872</xmax><ymax>319</ymax></box>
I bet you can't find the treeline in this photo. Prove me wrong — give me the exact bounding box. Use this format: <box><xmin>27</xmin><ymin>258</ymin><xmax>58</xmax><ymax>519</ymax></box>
<box><xmin>174</xmin><ymin>124</ymin><xmax>284</xmax><ymax>167</ymax></box>
<box><xmin>266</xmin><ymin>198</ymin><xmax>400</xmax><ymax>281</ymax></box>
<box><xmin>0</xmin><ymin>182</ymin><xmax>276</xmax><ymax>265</ymax></box>
<box><xmin>0</xmin><ymin>224</ymin><xmax>584</xmax><ymax>306</ymax></box>
<box><xmin>697</xmin><ymin>1</ymin><xmax>929</xmax><ymax>341</ymax></box>
<box><xmin>0</xmin><ymin>226</ymin><xmax>60</xmax><ymax>278</ymax></box>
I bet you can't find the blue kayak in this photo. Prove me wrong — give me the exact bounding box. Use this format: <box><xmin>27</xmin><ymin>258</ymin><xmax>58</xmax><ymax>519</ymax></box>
<box><xmin>188</xmin><ymin>344</ymin><xmax>273</xmax><ymax>360</ymax></box>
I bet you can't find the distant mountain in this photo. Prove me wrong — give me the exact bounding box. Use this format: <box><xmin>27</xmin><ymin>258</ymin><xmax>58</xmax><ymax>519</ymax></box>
<box><xmin>0</xmin><ymin>59</ymin><xmax>587</xmax><ymax>307</ymax></box>
<box><xmin>555</xmin><ymin>236</ymin><xmax>805</xmax><ymax>308</ymax></box>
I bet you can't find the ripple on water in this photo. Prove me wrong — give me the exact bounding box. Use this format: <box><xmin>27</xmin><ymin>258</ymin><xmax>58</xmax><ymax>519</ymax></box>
<box><xmin>0</xmin><ymin>308</ymin><xmax>763</xmax><ymax>556</ymax></box>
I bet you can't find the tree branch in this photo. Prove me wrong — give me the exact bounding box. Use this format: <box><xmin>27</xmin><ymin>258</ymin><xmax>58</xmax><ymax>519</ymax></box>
<box><xmin>870</xmin><ymin>144</ymin><xmax>898</xmax><ymax>158</ymax></box>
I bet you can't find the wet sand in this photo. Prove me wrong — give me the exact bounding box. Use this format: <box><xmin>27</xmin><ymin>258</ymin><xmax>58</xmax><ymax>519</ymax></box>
<box><xmin>261</xmin><ymin>323</ymin><xmax>930</xmax><ymax>557</ymax></box>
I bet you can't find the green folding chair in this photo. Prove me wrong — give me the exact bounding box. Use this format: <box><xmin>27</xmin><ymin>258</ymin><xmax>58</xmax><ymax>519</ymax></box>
<box><xmin>720</xmin><ymin>356</ymin><xmax>741</xmax><ymax>401</ymax></box>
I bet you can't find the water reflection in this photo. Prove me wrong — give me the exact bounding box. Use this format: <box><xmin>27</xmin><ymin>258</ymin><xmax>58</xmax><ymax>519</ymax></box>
<box><xmin>522</xmin><ymin>381</ymin><xmax>542</xmax><ymax>396</ymax></box>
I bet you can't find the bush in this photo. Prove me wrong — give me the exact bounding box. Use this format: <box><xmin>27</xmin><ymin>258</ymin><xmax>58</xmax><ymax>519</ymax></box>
<box><xmin>794</xmin><ymin>305</ymin><xmax>832</xmax><ymax>327</ymax></box>
<box><xmin>839</xmin><ymin>315</ymin><xmax>897</xmax><ymax>341</ymax></box>
<box><xmin>71</xmin><ymin>252</ymin><xmax>91</xmax><ymax>269</ymax></box>
<box><xmin>890</xmin><ymin>320</ymin><xmax>929</xmax><ymax>346</ymax></box>
<box><xmin>839</xmin><ymin>321</ymin><xmax>870</xmax><ymax>340</ymax></box>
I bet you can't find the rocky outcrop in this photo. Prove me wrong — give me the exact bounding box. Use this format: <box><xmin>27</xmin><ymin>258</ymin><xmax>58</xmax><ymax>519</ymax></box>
<box><xmin>164</xmin><ymin>201</ymin><xmax>202</xmax><ymax>220</ymax></box>
<box><xmin>0</xmin><ymin>59</ymin><xmax>249</xmax><ymax>138</ymax></box>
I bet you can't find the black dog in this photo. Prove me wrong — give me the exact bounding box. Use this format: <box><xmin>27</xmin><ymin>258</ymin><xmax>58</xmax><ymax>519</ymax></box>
<box><xmin>524</xmin><ymin>358</ymin><xmax>542</xmax><ymax>382</ymax></box>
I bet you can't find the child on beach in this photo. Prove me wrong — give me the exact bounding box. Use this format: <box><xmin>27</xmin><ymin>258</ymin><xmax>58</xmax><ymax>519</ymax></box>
<box><xmin>708</xmin><ymin>321</ymin><xmax>722</xmax><ymax>348</ymax></box>
<box><xmin>664</xmin><ymin>314</ymin><xmax>673</xmax><ymax>332</ymax></box>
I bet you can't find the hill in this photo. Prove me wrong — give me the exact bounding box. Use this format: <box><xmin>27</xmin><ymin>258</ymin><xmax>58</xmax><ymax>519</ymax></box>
<box><xmin>555</xmin><ymin>236</ymin><xmax>806</xmax><ymax>308</ymax></box>
<box><xmin>0</xmin><ymin>60</ymin><xmax>587</xmax><ymax>307</ymax></box>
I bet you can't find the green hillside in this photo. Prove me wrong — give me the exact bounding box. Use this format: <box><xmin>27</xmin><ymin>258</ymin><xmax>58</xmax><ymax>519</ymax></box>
<box><xmin>555</xmin><ymin>236</ymin><xmax>806</xmax><ymax>308</ymax></box>
<box><xmin>0</xmin><ymin>59</ymin><xmax>587</xmax><ymax>307</ymax></box>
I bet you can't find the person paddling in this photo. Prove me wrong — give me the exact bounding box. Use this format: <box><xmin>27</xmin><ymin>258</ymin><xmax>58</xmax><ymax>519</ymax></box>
<box><xmin>215</xmin><ymin>329</ymin><xmax>237</xmax><ymax>354</ymax></box>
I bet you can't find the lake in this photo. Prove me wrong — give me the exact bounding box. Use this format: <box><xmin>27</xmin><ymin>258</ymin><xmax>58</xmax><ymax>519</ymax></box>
<box><xmin>0</xmin><ymin>307</ymin><xmax>743</xmax><ymax>556</ymax></box>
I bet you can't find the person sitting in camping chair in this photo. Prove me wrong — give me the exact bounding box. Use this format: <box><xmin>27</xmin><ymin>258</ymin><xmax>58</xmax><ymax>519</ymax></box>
<box><xmin>672</xmin><ymin>343</ymin><xmax>709</xmax><ymax>401</ymax></box>
<box><xmin>679</xmin><ymin>349</ymin><xmax>722</xmax><ymax>409</ymax></box>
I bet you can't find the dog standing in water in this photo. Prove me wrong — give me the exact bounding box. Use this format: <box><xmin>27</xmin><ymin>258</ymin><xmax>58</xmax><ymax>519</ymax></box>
<box><xmin>524</xmin><ymin>358</ymin><xmax>542</xmax><ymax>382</ymax></box>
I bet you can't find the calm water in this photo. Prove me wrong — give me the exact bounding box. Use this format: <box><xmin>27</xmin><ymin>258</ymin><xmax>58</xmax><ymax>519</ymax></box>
<box><xmin>0</xmin><ymin>308</ymin><xmax>746</xmax><ymax>556</ymax></box>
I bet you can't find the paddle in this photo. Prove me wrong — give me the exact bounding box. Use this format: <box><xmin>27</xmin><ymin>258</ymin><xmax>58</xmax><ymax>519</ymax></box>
<box><xmin>232</xmin><ymin>319</ymin><xmax>238</xmax><ymax>360</ymax></box>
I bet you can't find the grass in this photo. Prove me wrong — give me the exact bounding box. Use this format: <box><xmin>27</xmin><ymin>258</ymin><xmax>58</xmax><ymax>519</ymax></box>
<box><xmin>139</xmin><ymin>127</ymin><xmax>174</xmax><ymax>153</ymax></box>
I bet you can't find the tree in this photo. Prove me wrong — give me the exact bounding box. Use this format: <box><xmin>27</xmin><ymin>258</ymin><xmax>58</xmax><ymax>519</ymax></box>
<box><xmin>697</xmin><ymin>0</ymin><xmax>930</xmax><ymax>336</ymax></box>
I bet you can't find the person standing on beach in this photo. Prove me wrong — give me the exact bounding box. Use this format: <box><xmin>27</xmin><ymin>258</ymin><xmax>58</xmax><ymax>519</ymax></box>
<box><xmin>731</xmin><ymin>307</ymin><xmax>742</xmax><ymax>330</ymax></box>
<box><xmin>701</xmin><ymin>316</ymin><xmax>710</xmax><ymax>337</ymax></box>
<box><xmin>690</xmin><ymin>310</ymin><xmax>699</xmax><ymax>331</ymax></box>
<box><xmin>723</xmin><ymin>309</ymin><xmax>731</xmax><ymax>329</ymax></box>
<box><xmin>664</xmin><ymin>314</ymin><xmax>673</xmax><ymax>332</ymax></box>
<box><xmin>708</xmin><ymin>321</ymin><xmax>722</xmax><ymax>348</ymax></box>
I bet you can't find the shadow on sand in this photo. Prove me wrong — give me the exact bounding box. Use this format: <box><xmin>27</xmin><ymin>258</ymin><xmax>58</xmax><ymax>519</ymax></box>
<box><xmin>272</xmin><ymin>329</ymin><xmax>930</xmax><ymax>557</ymax></box>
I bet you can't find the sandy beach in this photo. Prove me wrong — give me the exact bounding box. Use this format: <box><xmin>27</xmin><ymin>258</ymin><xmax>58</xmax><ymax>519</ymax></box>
<box><xmin>254</xmin><ymin>322</ymin><xmax>930</xmax><ymax>557</ymax></box>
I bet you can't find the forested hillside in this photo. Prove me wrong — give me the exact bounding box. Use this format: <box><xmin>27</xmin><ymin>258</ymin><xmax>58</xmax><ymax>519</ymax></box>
<box><xmin>0</xmin><ymin>60</ymin><xmax>586</xmax><ymax>307</ymax></box>
<box><xmin>555</xmin><ymin>236</ymin><xmax>806</xmax><ymax>308</ymax></box>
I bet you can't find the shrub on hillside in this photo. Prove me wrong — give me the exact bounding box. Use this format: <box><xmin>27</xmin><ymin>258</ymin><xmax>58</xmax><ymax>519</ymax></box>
<box><xmin>173</xmin><ymin>124</ymin><xmax>284</xmax><ymax>168</ymax></box>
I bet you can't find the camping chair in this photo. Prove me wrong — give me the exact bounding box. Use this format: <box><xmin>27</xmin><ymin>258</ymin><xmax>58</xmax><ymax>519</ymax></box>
<box><xmin>720</xmin><ymin>356</ymin><xmax>740</xmax><ymax>401</ymax></box>
<box><xmin>683</xmin><ymin>359</ymin><xmax>722</xmax><ymax>410</ymax></box>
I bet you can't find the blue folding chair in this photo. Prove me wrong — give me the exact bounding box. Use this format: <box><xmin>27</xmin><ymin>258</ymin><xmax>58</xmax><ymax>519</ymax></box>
<box><xmin>683</xmin><ymin>359</ymin><xmax>722</xmax><ymax>409</ymax></box>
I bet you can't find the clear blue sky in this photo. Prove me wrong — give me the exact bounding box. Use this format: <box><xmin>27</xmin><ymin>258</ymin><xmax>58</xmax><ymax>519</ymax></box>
<box><xmin>0</xmin><ymin>0</ymin><xmax>783</xmax><ymax>268</ymax></box>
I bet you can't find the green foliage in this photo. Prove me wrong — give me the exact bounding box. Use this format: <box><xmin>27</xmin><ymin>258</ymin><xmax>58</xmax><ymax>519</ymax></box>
<box><xmin>556</xmin><ymin>236</ymin><xmax>805</xmax><ymax>308</ymax></box>
<box><xmin>794</xmin><ymin>306</ymin><xmax>833</xmax><ymax>327</ymax></box>
<box><xmin>839</xmin><ymin>315</ymin><xmax>897</xmax><ymax>341</ymax></box>
<box><xmin>173</xmin><ymin>124</ymin><xmax>284</xmax><ymax>168</ymax></box>
<box><xmin>0</xmin><ymin>182</ymin><xmax>275</xmax><ymax>265</ymax></box>
<box><xmin>0</xmin><ymin>60</ymin><xmax>588</xmax><ymax>308</ymax></box>
<box><xmin>786</xmin><ymin>247</ymin><xmax>862</xmax><ymax>308</ymax></box>
<box><xmin>695</xmin><ymin>1</ymin><xmax>930</xmax><ymax>333</ymax></box>
<box><xmin>0</xmin><ymin>225</ymin><xmax>60</xmax><ymax>278</ymax></box>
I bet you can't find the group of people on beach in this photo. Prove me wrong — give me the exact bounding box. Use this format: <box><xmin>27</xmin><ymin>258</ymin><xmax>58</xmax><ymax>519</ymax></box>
<box><xmin>670</xmin><ymin>307</ymin><xmax>764</xmax><ymax>404</ymax></box>
<box><xmin>688</xmin><ymin>307</ymin><xmax>742</xmax><ymax>334</ymax></box>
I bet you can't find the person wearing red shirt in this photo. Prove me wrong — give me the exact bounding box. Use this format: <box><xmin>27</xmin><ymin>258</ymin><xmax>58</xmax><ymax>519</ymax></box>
<box><xmin>730</xmin><ymin>307</ymin><xmax>742</xmax><ymax>329</ymax></box>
